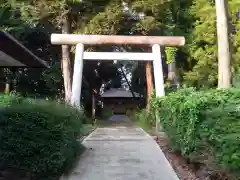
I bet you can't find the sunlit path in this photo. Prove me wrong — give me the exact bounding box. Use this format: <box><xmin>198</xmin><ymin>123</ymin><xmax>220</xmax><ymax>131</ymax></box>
<box><xmin>61</xmin><ymin>127</ymin><xmax>179</xmax><ymax>180</ymax></box>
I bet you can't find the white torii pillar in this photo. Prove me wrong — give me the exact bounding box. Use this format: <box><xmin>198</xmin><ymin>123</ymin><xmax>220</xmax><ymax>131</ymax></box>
<box><xmin>71</xmin><ymin>43</ymin><xmax>84</xmax><ymax>108</ymax></box>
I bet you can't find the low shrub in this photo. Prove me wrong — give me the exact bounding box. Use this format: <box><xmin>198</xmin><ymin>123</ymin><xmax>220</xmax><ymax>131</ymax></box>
<box><xmin>152</xmin><ymin>87</ymin><xmax>240</xmax><ymax>176</ymax></box>
<box><xmin>0</xmin><ymin>96</ymin><xmax>85</xmax><ymax>179</ymax></box>
<box><xmin>127</xmin><ymin>108</ymin><xmax>156</xmax><ymax>130</ymax></box>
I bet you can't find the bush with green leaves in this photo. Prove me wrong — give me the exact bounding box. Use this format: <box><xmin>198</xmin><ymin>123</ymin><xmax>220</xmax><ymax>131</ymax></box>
<box><xmin>127</xmin><ymin>108</ymin><xmax>156</xmax><ymax>130</ymax></box>
<box><xmin>152</xmin><ymin>88</ymin><xmax>240</xmax><ymax>175</ymax></box>
<box><xmin>0</xmin><ymin>96</ymin><xmax>85</xmax><ymax>179</ymax></box>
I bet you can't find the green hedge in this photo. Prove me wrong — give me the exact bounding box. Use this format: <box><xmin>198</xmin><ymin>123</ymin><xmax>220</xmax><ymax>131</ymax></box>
<box><xmin>152</xmin><ymin>88</ymin><xmax>240</xmax><ymax>175</ymax></box>
<box><xmin>0</xmin><ymin>95</ymin><xmax>85</xmax><ymax>179</ymax></box>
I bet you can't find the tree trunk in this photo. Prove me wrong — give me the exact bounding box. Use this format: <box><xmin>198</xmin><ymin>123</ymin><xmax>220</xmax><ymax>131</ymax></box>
<box><xmin>168</xmin><ymin>61</ymin><xmax>179</xmax><ymax>88</ymax></box>
<box><xmin>216</xmin><ymin>0</ymin><xmax>231</xmax><ymax>88</ymax></box>
<box><xmin>146</xmin><ymin>61</ymin><xmax>153</xmax><ymax>113</ymax></box>
<box><xmin>61</xmin><ymin>15</ymin><xmax>72</xmax><ymax>103</ymax></box>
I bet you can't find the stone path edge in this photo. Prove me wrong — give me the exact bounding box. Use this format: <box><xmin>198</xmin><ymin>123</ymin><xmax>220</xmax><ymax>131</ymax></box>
<box><xmin>140</xmin><ymin>128</ymin><xmax>180</xmax><ymax>180</ymax></box>
<box><xmin>59</xmin><ymin>127</ymin><xmax>98</xmax><ymax>180</ymax></box>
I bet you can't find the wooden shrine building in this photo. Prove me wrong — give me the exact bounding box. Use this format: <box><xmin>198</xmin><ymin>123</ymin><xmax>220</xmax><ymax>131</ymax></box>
<box><xmin>0</xmin><ymin>31</ymin><xmax>48</xmax><ymax>92</ymax></box>
<box><xmin>101</xmin><ymin>88</ymin><xmax>141</xmax><ymax>114</ymax></box>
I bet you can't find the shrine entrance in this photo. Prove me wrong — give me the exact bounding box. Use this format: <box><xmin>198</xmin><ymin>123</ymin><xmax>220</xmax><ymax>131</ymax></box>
<box><xmin>51</xmin><ymin>34</ymin><xmax>185</xmax><ymax>131</ymax></box>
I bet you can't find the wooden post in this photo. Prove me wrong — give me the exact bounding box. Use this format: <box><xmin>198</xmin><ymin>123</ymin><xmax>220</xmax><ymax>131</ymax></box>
<box><xmin>146</xmin><ymin>61</ymin><xmax>153</xmax><ymax>112</ymax></box>
<box><xmin>152</xmin><ymin>44</ymin><xmax>165</xmax><ymax>134</ymax></box>
<box><xmin>71</xmin><ymin>43</ymin><xmax>84</xmax><ymax>108</ymax></box>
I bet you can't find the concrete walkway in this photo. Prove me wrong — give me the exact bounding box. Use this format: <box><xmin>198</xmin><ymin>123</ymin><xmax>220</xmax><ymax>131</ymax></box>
<box><xmin>61</xmin><ymin>127</ymin><xmax>179</xmax><ymax>180</ymax></box>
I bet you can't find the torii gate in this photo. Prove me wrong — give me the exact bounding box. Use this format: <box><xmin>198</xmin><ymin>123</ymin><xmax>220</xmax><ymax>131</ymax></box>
<box><xmin>51</xmin><ymin>34</ymin><xmax>185</xmax><ymax>131</ymax></box>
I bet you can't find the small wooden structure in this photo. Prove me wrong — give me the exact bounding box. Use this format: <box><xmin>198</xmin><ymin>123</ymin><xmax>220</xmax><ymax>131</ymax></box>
<box><xmin>101</xmin><ymin>88</ymin><xmax>140</xmax><ymax>114</ymax></box>
<box><xmin>0</xmin><ymin>31</ymin><xmax>48</xmax><ymax>68</ymax></box>
<box><xmin>0</xmin><ymin>31</ymin><xmax>48</xmax><ymax>93</ymax></box>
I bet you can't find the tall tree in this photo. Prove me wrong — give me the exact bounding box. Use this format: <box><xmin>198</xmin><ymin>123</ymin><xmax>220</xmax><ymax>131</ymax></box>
<box><xmin>0</xmin><ymin>1</ymin><xmax>25</xmax><ymax>33</ymax></box>
<box><xmin>185</xmin><ymin>0</ymin><xmax>240</xmax><ymax>88</ymax></box>
<box><xmin>215</xmin><ymin>0</ymin><xmax>232</xmax><ymax>88</ymax></box>
<box><xmin>186</xmin><ymin>0</ymin><xmax>219</xmax><ymax>87</ymax></box>
<box><xmin>19</xmin><ymin>0</ymin><xmax>85</xmax><ymax>103</ymax></box>
<box><xmin>61</xmin><ymin>13</ymin><xmax>72</xmax><ymax>103</ymax></box>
